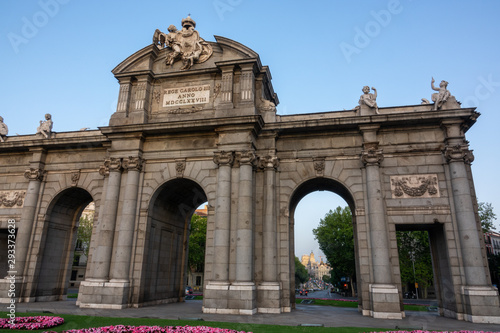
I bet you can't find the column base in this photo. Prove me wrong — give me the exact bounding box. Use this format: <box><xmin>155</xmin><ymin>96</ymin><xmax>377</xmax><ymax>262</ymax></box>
<box><xmin>203</xmin><ymin>281</ymin><xmax>256</xmax><ymax>315</ymax></box>
<box><xmin>368</xmin><ymin>284</ymin><xmax>404</xmax><ymax>319</ymax></box>
<box><xmin>257</xmin><ymin>282</ymin><xmax>281</xmax><ymax>313</ymax></box>
<box><xmin>77</xmin><ymin>280</ymin><xmax>130</xmax><ymax>309</ymax></box>
<box><xmin>461</xmin><ymin>286</ymin><xmax>500</xmax><ymax>323</ymax></box>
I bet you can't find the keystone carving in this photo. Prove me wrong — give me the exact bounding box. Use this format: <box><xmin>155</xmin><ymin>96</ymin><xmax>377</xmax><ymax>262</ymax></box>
<box><xmin>175</xmin><ymin>159</ymin><xmax>186</xmax><ymax>178</ymax></box>
<box><xmin>71</xmin><ymin>170</ymin><xmax>81</xmax><ymax>187</ymax></box>
<box><xmin>213</xmin><ymin>151</ymin><xmax>234</xmax><ymax>167</ymax></box>
<box><xmin>443</xmin><ymin>144</ymin><xmax>474</xmax><ymax>164</ymax></box>
<box><xmin>391</xmin><ymin>175</ymin><xmax>439</xmax><ymax>198</ymax></box>
<box><xmin>99</xmin><ymin>157</ymin><xmax>123</xmax><ymax>177</ymax></box>
<box><xmin>24</xmin><ymin>168</ymin><xmax>45</xmax><ymax>181</ymax></box>
<box><xmin>313</xmin><ymin>157</ymin><xmax>325</xmax><ymax>176</ymax></box>
<box><xmin>123</xmin><ymin>156</ymin><xmax>144</xmax><ymax>172</ymax></box>
<box><xmin>0</xmin><ymin>191</ymin><xmax>26</xmax><ymax>207</ymax></box>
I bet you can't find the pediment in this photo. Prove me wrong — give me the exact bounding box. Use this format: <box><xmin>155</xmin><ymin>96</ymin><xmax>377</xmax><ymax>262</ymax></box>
<box><xmin>112</xmin><ymin>34</ymin><xmax>262</xmax><ymax>78</ymax></box>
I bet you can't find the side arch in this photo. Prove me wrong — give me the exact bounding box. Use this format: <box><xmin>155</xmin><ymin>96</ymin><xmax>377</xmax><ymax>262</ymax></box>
<box><xmin>33</xmin><ymin>187</ymin><xmax>94</xmax><ymax>301</ymax></box>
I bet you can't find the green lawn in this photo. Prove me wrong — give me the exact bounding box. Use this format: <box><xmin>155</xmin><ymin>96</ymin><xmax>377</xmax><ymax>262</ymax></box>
<box><xmin>294</xmin><ymin>299</ymin><xmax>429</xmax><ymax>312</ymax></box>
<box><xmin>0</xmin><ymin>312</ymin><xmax>391</xmax><ymax>333</ymax></box>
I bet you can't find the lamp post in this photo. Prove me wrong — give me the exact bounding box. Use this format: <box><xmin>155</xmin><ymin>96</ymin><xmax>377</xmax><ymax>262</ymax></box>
<box><xmin>410</xmin><ymin>250</ymin><xmax>418</xmax><ymax>299</ymax></box>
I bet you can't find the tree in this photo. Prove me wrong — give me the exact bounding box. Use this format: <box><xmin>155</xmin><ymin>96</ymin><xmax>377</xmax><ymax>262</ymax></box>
<box><xmin>479</xmin><ymin>202</ymin><xmax>497</xmax><ymax>233</ymax></box>
<box><xmin>188</xmin><ymin>214</ymin><xmax>207</xmax><ymax>272</ymax></box>
<box><xmin>294</xmin><ymin>257</ymin><xmax>309</xmax><ymax>288</ymax></box>
<box><xmin>313</xmin><ymin>206</ymin><xmax>355</xmax><ymax>296</ymax></box>
<box><xmin>76</xmin><ymin>215</ymin><xmax>93</xmax><ymax>258</ymax></box>
<box><xmin>396</xmin><ymin>231</ymin><xmax>433</xmax><ymax>298</ymax></box>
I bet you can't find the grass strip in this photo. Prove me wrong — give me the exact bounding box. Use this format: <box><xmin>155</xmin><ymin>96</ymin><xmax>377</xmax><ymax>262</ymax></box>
<box><xmin>0</xmin><ymin>312</ymin><xmax>390</xmax><ymax>333</ymax></box>
<box><xmin>294</xmin><ymin>299</ymin><xmax>429</xmax><ymax>312</ymax></box>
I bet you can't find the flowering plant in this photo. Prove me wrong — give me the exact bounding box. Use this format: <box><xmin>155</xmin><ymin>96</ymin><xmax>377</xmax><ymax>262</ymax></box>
<box><xmin>0</xmin><ymin>316</ymin><xmax>64</xmax><ymax>330</ymax></box>
<box><xmin>49</xmin><ymin>325</ymin><xmax>250</xmax><ymax>333</ymax></box>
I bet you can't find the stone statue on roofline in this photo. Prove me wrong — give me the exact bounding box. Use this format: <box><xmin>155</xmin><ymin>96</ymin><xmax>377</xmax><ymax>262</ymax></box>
<box><xmin>427</xmin><ymin>77</ymin><xmax>461</xmax><ymax>110</ymax></box>
<box><xmin>153</xmin><ymin>15</ymin><xmax>213</xmax><ymax>70</ymax></box>
<box><xmin>0</xmin><ymin>116</ymin><xmax>8</xmax><ymax>142</ymax></box>
<box><xmin>36</xmin><ymin>113</ymin><xmax>53</xmax><ymax>139</ymax></box>
<box><xmin>355</xmin><ymin>86</ymin><xmax>379</xmax><ymax>115</ymax></box>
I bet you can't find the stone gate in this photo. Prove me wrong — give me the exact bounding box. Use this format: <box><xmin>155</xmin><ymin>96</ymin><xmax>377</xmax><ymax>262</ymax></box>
<box><xmin>0</xmin><ymin>17</ymin><xmax>499</xmax><ymax>323</ymax></box>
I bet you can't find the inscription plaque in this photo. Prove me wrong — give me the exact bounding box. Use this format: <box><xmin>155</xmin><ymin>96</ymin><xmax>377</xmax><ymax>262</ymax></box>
<box><xmin>163</xmin><ymin>85</ymin><xmax>210</xmax><ymax>107</ymax></box>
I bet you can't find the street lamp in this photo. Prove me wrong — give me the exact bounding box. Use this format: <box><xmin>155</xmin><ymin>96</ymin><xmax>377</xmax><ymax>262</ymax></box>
<box><xmin>409</xmin><ymin>250</ymin><xmax>418</xmax><ymax>299</ymax></box>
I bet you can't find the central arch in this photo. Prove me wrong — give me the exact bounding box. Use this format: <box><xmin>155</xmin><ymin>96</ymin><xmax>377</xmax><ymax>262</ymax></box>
<box><xmin>288</xmin><ymin>177</ymin><xmax>360</xmax><ymax>308</ymax></box>
<box><xmin>139</xmin><ymin>178</ymin><xmax>208</xmax><ymax>305</ymax></box>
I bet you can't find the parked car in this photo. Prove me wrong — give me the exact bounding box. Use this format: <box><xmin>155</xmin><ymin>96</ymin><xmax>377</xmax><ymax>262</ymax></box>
<box><xmin>185</xmin><ymin>286</ymin><xmax>193</xmax><ymax>294</ymax></box>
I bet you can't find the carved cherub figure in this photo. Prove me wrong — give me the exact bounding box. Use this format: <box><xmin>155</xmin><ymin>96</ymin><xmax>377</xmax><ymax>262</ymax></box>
<box><xmin>431</xmin><ymin>77</ymin><xmax>451</xmax><ymax>110</ymax></box>
<box><xmin>36</xmin><ymin>113</ymin><xmax>53</xmax><ymax>138</ymax></box>
<box><xmin>165</xmin><ymin>25</ymin><xmax>182</xmax><ymax>66</ymax></box>
<box><xmin>0</xmin><ymin>116</ymin><xmax>8</xmax><ymax>142</ymax></box>
<box><xmin>359</xmin><ymin>86</ymin><xmax>379</xmax><ymax>114</ymax></box>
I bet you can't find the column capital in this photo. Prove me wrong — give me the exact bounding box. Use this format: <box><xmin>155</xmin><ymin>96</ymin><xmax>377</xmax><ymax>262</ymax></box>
<box><xmin>123</xmin><ymin>156</ymin><xmax>144</xmax><ymax>172</ymax></box>
<box><xmin>258</xmin><ymin>154</ymin><xmax>279</xmax><ymax>170</ymax></box>
<box><xmin>236</xmin><ymin>150</ymin><xmax>256</xmax><ymax>166</ymax></box>
<box><xmin>213</xmin><ymin>151</ymin><xmax>234</xmax><ymax>167</ymax></box>
<box><xmin>99</xmin><ymin>157</ymin><xmax>123</xmax><ymax>177</ymax></box>
<box><xmin>361</xmin><ymin>148</ymin><xmax>384</xmax><ymax>166</ymax></box>
<box><xmin>443</xmin><ymin>144</ymin><xmax>474</xmax><ymax>164</ymax></box>
<box><xmin>24</xmin><ymin>168</ymin><xmax>46</xmax><ymax>181</ymax></box>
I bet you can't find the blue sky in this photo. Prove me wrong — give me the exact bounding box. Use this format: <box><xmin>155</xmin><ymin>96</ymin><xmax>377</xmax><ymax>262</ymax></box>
<box><xmin>1</xmin><ymin>0</ymin><xmax>499</xmax><ymax>260</ymax></box>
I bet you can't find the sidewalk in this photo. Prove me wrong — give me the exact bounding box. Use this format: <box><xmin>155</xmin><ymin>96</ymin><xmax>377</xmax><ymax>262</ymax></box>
<box><xmin>12</xmin><ymin>299</ymin><xmax>500</xmax><ymax>331</ymax></box>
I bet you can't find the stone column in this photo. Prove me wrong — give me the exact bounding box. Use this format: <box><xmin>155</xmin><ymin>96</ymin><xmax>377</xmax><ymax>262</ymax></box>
<box><xmin>110</xmin><ymin>156</ymin><xmax>143</xmax><ymax>282</ymax></box>
<box><xmin>16</xmin><ymin>167</ymin><xmax>45</xmax><ymax>279</ymax></box>
<box><xmin>361</xmin><ymin>147</ymin><xmax>392</xmax><ymax>284</ymax></box>
<box><xmin>261</xmin><ymin>155</ymin><xmax>279</xmax><ymax>282</ymax></box>
<box><xmin>360</xmin><ymin>125</ymin><xmax>401</xmax><ymax>319</ymax></box>
<box><xmin>444</xmin><ymin>143</ymin><xmax>485</xmax><ymax>284</ymax></box>
<box><xmin>91</xmin><ymin>157</ymin><xmax>123</xmax><ymax>281</ymax></box>
<box><xmin>211</xmin><ymin>151</ymin><xmax>234</xmax><ymax>282</ymax></box>
<box><xmin>257</xmin><ymin>154</ymin><xmax>281</xmax><ymax>313</ymax></box>
<box><xmin>235</xmin><ymin>151</ymin><xmax>256</xmax><ymax>282</ymax></box>
<box><xmin>442</xmin><ymin>120</ymin><xmax>500</xmax><ymax>323</ymax></box>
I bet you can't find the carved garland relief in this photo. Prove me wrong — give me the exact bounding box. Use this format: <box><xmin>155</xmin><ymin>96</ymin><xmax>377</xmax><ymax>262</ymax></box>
<box><xmin>0</xmin><ymin>191</ymin><xmax>26</xmax><ymax>208</ymax></box>
<box><xmin>390</xmin><ymin>174</ymin><xmax>440</xmax><ymax>199</ymax></box>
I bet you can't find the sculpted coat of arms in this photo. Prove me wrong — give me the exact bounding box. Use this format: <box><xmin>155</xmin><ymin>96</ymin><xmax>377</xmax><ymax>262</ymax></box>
<box><xmin>153</xmin><ymin>16</ymin><xmax>213</xmax><ymax>70</ymax></box>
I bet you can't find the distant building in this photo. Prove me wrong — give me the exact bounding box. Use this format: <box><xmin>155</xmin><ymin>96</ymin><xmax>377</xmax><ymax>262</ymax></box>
<box><xmin>485</xmin><ymin>231</ymin><xmax>500</xmax><ymax>256</ymax></box>
<box><xmin>300</xmin><ymin>251</ymin><xmax>330</xmax><ymax>280</ymax></box>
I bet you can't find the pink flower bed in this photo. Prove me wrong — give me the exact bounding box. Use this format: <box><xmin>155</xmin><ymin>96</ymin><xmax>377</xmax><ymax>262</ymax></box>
<box><xmin>0</xmin><ymin>316</ymin><xmax>64</xmax><ymax>330</ymax></box>
<box><xmin>52</xmin><ymin>325</ymin><xmax>250</xmax><ymax>333</ymax></box>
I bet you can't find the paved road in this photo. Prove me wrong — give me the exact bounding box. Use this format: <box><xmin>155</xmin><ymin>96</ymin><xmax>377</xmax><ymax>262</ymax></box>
<box><xmin>10</xmin><ymin>295</ymin><xmax>500</xmax><ymax>331</ymax></box>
